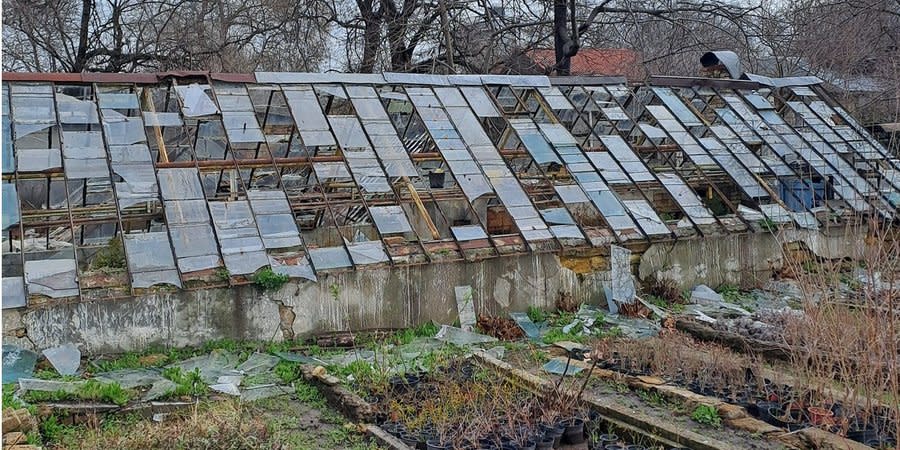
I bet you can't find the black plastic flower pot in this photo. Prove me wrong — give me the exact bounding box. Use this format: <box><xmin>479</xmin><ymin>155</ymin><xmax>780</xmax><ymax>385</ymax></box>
<box><xmin>534</xmin><ymin>436</ymin><xmax>554</xmax><ymax>450</ymax></box>
<box><xmin>604</xmin><ymin>445</ymin><xmax>625</xmax><ymax>450</ymax></box>
<box><xmin>518</xmin><ymin>439</ymin><xmax>536</xmax><ymax>450</ymax></box>
<box><xmin>429</xmin><ymin>171</ymin><xmax>446</xmax><ymax>188</ymax></box>
<box><xmin>426</xmin><ymin>439</ymin><xmax>452</xmax><ymax>450</ymax></box>
<box><xmin>625</xmin><ymin>445</ymin><xmax>647</xmax><ymax>450</ymax></box>
<box><xmin>550</xmin><ymin>422</ymin><xmax>566</xmax><ymax>447</ymax></box>
<box><xmin>598</xmin><ymin>433</ymin><xmax>619</xmax><ymax>446</ymax></box>
<box><xmin>399</xmin><ymin>431</ymin><xmax>419</xmax><ymax>447</ymax></box>
<box><xmin>562</xmin><ymin>418</ymin><xmax>585</xmax><ymax>444</ymax></box>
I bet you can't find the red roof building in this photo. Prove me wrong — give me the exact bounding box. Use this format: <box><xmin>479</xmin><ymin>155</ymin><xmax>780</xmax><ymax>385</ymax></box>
<box><xmin>524</xmin><ymin>48</ymin><xmax>647</xmax><ymax>80</ymax></box>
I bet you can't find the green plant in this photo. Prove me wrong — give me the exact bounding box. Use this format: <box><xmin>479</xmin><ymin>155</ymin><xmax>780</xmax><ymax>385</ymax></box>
<box><xmin>274</xmin><ymin>361</ymin><xmax>300</xmax><ymax>384</ymax></box>
<box><xmin>527</xmin><ymin>306</ymin><xmax>547</xmax><ymax>323</ymax></box>
<box><xmin>330</xmin><ymin>283</ymin><xmax>340</xmax><ymax>301</ymax></box>
<box><xmin>637</xmin><ymin>389</ymin><xmax>667</xmax><ymax>407</ymax></box>
<box><xmin>394</xmin><ymin>321</ymin><xmax>439</xmax><ymax>345</ymax></box>
<box><xmin>758</xmin><ymin>218</ymin><xmax>778</xmax><ymax>231</ymax></box>
<box><xmin>691</xmin><ymin>404</ymin><xmax>722</xmax><ymax>428</ymax></box>
<box><xmin>253</xmin><ymin>267</ymin><xmax>290</xmax><ymax>291</ymax></box>
<box><xmin>76</xmin><ymin>380</ymin><xmax>131</xmax><ymax>406</ymax></box>
<box><xmin>91</xmin><ymin>237</ymin><xmax>126</xmax><ymax>271</ymax></box>
<box><xmin>294</xmin><ymin>380</ymin><xmax>326</xmax><ymax>408</ymax></box>
<box><xmin>162</xmin><ymin>367</ymin><xmax>208</xmax><ymax>397</ymax></box>
<box><xmin>39</xmin><ymin>414</ymin><xmax>74</xmax><ymax>444</ymax></box>
<box><xmin>214</xmin><ymin>267</ymin><xmax>231</xmax><ymax>282</ymax></box>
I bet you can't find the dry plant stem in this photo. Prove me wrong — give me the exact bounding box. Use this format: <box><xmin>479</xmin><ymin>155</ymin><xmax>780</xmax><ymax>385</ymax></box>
<box><xmin>777</xmin><ymin>219</ymin><xmax>900</xmax><ymax>440</ymax></box>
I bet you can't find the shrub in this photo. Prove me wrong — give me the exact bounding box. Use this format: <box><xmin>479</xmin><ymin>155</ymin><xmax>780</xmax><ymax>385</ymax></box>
<box><xmin>91</xmin><ymin>237</ymin><xmax>126</xmax><ymax>271</ymax></box>
<box><xmin>253</xmin><ymin>268</ymin><xmax>289</xmax><ymax>291</ymax></box>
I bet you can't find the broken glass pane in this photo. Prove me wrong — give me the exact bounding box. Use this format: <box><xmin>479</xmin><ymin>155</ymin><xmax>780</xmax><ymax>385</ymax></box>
<box><xmin>555</xmin><ymin>185</ymin><xmax>589</xmax><ymax>204</ymax></box>
<box><xmin>143</xmin><ymin>112</ymin><xmax>183</xmax><ymax>127</ymax></box>
<box><xmin>313</xmin><ymin>162</ymin><xmax>351</xmax><ymax>180</ymax></box>
<box><xmin>269</xmin><ymin>255</ymin><xmax>317</xmax><ymax>282</ymax></box>
<box><xmin>175</xmin><ymin>84</ymin><xmax>220</xmax><ymax>116</ymax></box>
<box><xmin>3</xmin><ymin>345</ymin><xmax>38</xmax><ymax>383</ymax></box>
<box><xmin>124</xmin><ymin>232</ymin><xmax>181</xmax><ymax>287</ymax></box>
<box><xmin>222</xmin><ymin>111</ymin><xmax>264</xmax><ymax>143</ymax></box>
<box><xmin>158</xmin><ymin>168</ymin><xmax>205</xmax><ymax>200</ymax></box>
<box><xmin>24</xmin><ymin>259</ymin><xmax>79</xmax><ymax>298</ymax></box>
<box><xmin>450</xmin><ymin>225</ymin><xmax>488</xmax><ymax>241</ymax></box>
<box><xmin>98</xmin><ymin>93</ymin><xmax>139</xmax><ymax>110</ymax></box>
<box><xmin>460</xmin><ymin>87</ymin><xmax>500</xmax><ymax>117</ymax></box>
<box><xmin>347</xmin><ymin>240</ymin><xmax>390</xmax><ymax>265</ymax></box>
<box><xmin>2</xmin><ymin>277</ymin><xmax>26</xmax><ymax>309</ymax></box>
<box><xmin>308</xmin><ymin>246</ymin><xmax>352</xmax><ymax>270</ymax></box>
<box><xmin>103</xmin><ymin>117</ymin><xmax>147</xmax><ymax>145</ymax></box>
<box><xmin>538</xmin><ymin>87</ymin><xmax>574</xmax><ymax>110</ymax></box>
<box><xmin>57</xmin><ymin>94</ymin><xmax>99</xmax><ymax>124</ymax></box>
<box><xmin>2</xmin><ymin>183</ymin><xmax>19</xmax><ymax>231</ymax></box>
<box><xmin>370</xmin><ymin>205</ymin><xmax>412</xmax><ymax>234</ymax></box>
<box><xmin>623</xmin><ymin>199</ymin><xmax>670</xmax><ymax>236</ymax></box>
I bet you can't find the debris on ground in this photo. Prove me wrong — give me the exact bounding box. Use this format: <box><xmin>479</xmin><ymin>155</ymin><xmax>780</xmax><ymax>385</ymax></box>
<box><xmin>434</xmin><ymin>325</ymin><xmax>497</xmax><ymax>345</ymax></box>
<box><xmin>42</xmin><ymin>343</ymin><xmax>81</xmax><ymax>376</ymax></box>
<box><xmin>509</xmin><ymin>312</ymin><xmax>542</xmax><ymax>340</ymax></box>
<box><xmin>476</xmin><ymin>315</ymin><xmax>524</xmax><ymax>340</ymax></box>
<box><xmin>542</xmin><ymin>357</ymin><xmax>584</xmax><ymax>376</ymax></box>
<box><xmin>2</xmin><ymin>407</ymin><xmax>38</xmax><ymax>450</ymax></box>
<box><xmin>454</xmin><ymin>285</ymin><xmax>477</xmax><ymax>331</ymax></box>
<box><xmin>2</xmin><ymin>345</ymin><xmax>38</xmax><ymax>383</ymax></box>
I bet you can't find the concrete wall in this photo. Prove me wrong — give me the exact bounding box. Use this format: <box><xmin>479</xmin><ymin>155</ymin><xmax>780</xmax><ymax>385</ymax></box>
<box><xmin>637</xmin><ymin>225</ymin><xmax>866</xmax><ymax>289</ymax></box>
<box><xmin>6</xmin><ymin>224</ymin><xmax>867</xmax><ymax>355</ymax></box>
<box><xmin>13</xmin><ymin>253</ymin><xmax>607</xmax><ymax>355</ymax></box>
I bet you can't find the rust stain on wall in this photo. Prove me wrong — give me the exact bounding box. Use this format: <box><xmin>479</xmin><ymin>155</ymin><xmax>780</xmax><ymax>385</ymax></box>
<box><xmin>559</xmin><ymin>255</ymin><xmax>609</xmax><ymax>274</ymax></box>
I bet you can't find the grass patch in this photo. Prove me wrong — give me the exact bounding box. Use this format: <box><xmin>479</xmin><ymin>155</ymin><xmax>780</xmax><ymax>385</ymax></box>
<box><xmin>393</xmin><ymin>321</ymin><xmax>439</xmax><ymax>345</ymax></box>
<box><xmin>527</xmin><ymin>305</ymin><xmax>547</xmax><ymax>323</ymax></box>
<box><xmin>161</xmin><ymin>367</ymin><xmax>208</xmax><ymax>398</ymax></box>
<box><xmin>294</xmin><ymin>380</ymin><xmax>327</xmax><ymax>408</ymax></box>
<box><xmin>22</xmin><ymin>380</ymin><xmax>132</xmax><ymax>406</ymax></box>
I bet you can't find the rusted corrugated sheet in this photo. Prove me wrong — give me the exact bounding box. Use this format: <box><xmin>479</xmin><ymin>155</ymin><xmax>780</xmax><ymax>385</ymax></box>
<box><xmin>2</xmin><ymin>71</ymin><xmax>256</xmax><ymax>84</ymax></box>
<box><xmin>3</xmin><ymin>72</ymin><xmax>158</xmax><ymax>83</ymax></box>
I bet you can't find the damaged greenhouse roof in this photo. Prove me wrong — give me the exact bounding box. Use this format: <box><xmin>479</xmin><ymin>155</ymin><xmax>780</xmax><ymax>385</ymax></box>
<box><xmin>2</xmin><ymin>71</ymin><xmax>899</xmax><ymax>305</ymax></box>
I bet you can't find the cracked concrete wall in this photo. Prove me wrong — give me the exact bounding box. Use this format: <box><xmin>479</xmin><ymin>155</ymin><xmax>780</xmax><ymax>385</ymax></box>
<box><xmin>11</xmin><ymin>253</ymin><xmax>599</xmax><ymax>355</ymax></box>
<box><xmin>6</xmin><ymin>227</ymin><xmax>867</xmax><ymax>355</ymax></box>
<box><xmin>638</xmin><ymin>225</ymin><xmax>867</xmax><ymax>289</ymax></box>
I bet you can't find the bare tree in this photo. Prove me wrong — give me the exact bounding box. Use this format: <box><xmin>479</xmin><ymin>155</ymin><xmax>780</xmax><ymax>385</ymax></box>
<box><xmin>2</xmin><ymin>0</ymin><xmax>331</xmax><ymax>72</ymax></box>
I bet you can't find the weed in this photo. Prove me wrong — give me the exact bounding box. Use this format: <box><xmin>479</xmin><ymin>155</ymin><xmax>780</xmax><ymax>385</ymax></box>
<box><xmin>527</xmin><ymin>306</ymin><xmax>547</xmax><ymax>323</ymax></box>
<box><xmin>91</xmin><ymin>237</ymin><xmax>126</xmax><ymax>271</ymax></box>
<box><xmin>637</xmin><ymin>389</ymin><xmax>667</xmax><ymax>408</ymax></box>
<box><xmin>253</xmin><ymin>267</ymin><xmax>290</xmax><ymax>291</ymax></box>
<box><xmin>542</xmin><ymin>327</ymin><xmax>585</xmax><ymax>345</ymax></box>
<box><xmin>162</xmin><ymin>367</ymin><xmax>208</xmax><ymax>397</ymax></box>
<box><xmin>214</xmin><ymin>267</ymin><xmax>231</xmax><ymax>282</ymax></box>
<box><xmin>39</xmin><ymin>414</ymin><xmax>74</xmax><ymax>444</ymax></box>
<box><xmin>2</xmin><ymin>384</ymin><xmax>28</xmax><ymax>411</ymax></box>
<box><xmin>394</xmin><ymin>321</ymin><xmax>439</xmax><ymax>345</ymax></box>
<box><xmin>691</xmin><ymin>404</ymin><xmax>722</xmax><ymax>428</ymax></box>
<box><xmin>274</xmin><ymin>361</ymin><xmax>300</xmax><ymax>384</ymax></box>
<box><xmin>76</xmin><ymin>380</ymin><xmax>131</xmax><ymax>405</ymax></box>
<box><xmin>329</xmin><ymin>283</ymin><xmax>340</xmax><ymax>300</ymax></box>
<box><xmin>758</xmin><ymin>217</ymin><xmax>778</xmax><ymax>231</ymax></box>
<box><xmin>294</xmin><ymin>380</ymin><xmax>326</xmax><ymax>408</ymax></box>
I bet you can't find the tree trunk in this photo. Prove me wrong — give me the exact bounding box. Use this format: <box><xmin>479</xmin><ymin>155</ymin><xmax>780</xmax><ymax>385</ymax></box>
<box><xmin>73</xmin><ymin>0</ymin><xmax>93</xmax><ymax>72</ymax></box>
<box><xmin>358</xmin><ymin>0</ymin><xmax>380</xmax><ymax>73</ymax></box>
<box><xmin>553</xmin><ymin>0</ymin><xmax>570</xmax><ymax>76</ymax></box>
